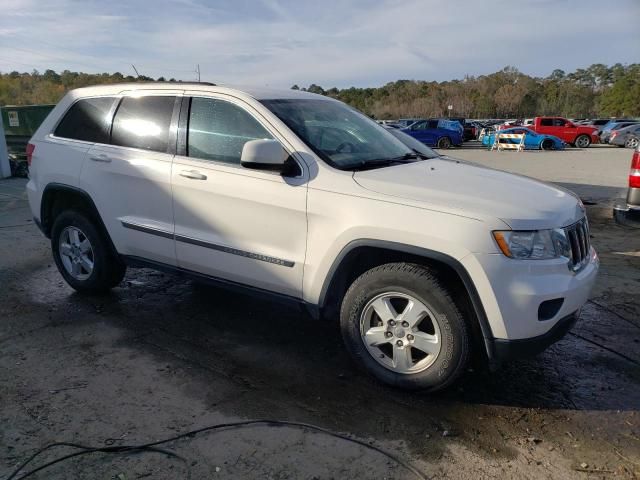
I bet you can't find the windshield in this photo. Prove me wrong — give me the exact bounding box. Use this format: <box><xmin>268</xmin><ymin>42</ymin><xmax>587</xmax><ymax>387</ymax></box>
<box><xmin>261</xmin><ymin>99</ymin><xmax>416</xmax><ymax>170</ymax></box>
<box><xmin>384</xmin><ymin>127</ymin><xmax>439</xmax><ymax>158</ymax></box>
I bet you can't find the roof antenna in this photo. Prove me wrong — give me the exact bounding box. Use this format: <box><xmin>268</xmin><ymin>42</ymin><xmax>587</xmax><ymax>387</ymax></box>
<box><xmin>131</xmin><ymin>64</ymin><xmax>140</xmax><ymax>78</ymax></box>
<box><xmin>196</xmin><ymin>64</ymin><xmax>201</xmax><ymax>82</ymax></box>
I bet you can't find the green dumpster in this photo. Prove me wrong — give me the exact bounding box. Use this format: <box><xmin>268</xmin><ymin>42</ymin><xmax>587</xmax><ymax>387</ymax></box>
<box><xmin>1</xmin><ymin>104</ymin><xmax>55</xmax><ymax>177</ymax></box>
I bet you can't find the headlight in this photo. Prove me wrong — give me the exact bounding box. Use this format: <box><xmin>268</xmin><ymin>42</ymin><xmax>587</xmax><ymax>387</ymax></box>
<box><xmin>493</xmin><ymin>229</ymin><xmax>569</xmax><ymax>260</ymax></box>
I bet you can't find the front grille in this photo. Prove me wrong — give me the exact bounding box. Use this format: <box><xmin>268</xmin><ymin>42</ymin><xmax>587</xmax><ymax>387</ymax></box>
<box><xmin>565</xmin><ymin>217</ymin><xmax>590</xmax><ymax>272</ymax></box>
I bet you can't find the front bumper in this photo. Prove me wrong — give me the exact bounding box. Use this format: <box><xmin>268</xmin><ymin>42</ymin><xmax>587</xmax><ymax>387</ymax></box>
<box><xmin>461</xmin><ymin>246</ymin><xmax>599</xmax><ymax>342</ymax></box>
<box><xmin>613</xmin><ymin>199</ymin><xmax>640</xmax><ymax>228</ymax></box>
<box><xmin>491</xmin><ymin>312</ymin><xmax>577</xmax><ymax>361</ymax></box>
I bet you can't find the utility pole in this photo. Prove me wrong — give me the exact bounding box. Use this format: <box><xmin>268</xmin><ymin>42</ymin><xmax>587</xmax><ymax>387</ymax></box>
<box><xmin>131</xmin><ymin>64</ymin><xmax>140</xmax><ymax>77</ymax></box>
<box><xmin>196</xmin><ymin>64</ymin><xmax>201</xmax><ymax>82</ymax></box>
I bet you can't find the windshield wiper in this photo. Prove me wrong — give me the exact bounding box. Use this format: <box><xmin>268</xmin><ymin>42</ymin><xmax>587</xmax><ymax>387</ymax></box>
<box><xmin>348</xmin><ymin>152</ymin><xmax>427</xmax><ymax>171</ymax></box>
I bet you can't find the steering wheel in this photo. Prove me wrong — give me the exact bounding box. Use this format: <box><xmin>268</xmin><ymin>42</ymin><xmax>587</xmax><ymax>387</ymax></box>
<box><xmin>336</xmin><ymin>142</ymin><xmax>356</xmax><ymax>153</ymax></box>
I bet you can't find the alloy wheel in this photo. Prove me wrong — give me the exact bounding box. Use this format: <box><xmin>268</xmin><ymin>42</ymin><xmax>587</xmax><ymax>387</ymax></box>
<box><xmin>59</xmin><ymin>226</ymin><xmax>94</xmax><ymax>281</ymax></box>
<box><xmin>359</xmin><ymin>292</ymin><xmax>442</xmax><ymax>374</ymax></box>
<box><xmin>576</xmin><ymin>136</ymin><xmax>590</xmax><ymax>148</ymax></box>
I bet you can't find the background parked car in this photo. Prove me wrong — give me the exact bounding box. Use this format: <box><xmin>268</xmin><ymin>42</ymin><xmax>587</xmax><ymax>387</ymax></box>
<box><xmin>528</xmin><ymin>116</ymin><xmax>598</xmax><ymax>147</ymax></box>
<box><xmin>584</xmin><ymin>118</ymin><xmax>610</xmax><ymax>129</ymax></box>
<box><xmin>481</xmin><ymin>127</ymin><xmax>565</xmax><ymax>150</ymax></box>
<box><xmin>600</xmin><ymin>121</ymin><xmax>640</xmax><ymax>143</ymax></box>
<box><xmin>610</xmin><ymin>124</ymin><xmax>640</xmax><ymax>148</ymax></box>
<box><xmin>402</xmin><ymin>119</ymin><xmax>463</xmax><ymax>148</ymax></box>
<box><xmin>599</xmin><ymin>118</ymin><xmax>637</xmax><ymax>135</ymax></box>
<box><xmin>396</xmin><ymin>118</ymin><xmax>421</xmax><ymax>128</ymax></box>
<box><xmin>613</xmin><ymin>143</ymin><xmax>640</xmax><ymax>227</ymax></box>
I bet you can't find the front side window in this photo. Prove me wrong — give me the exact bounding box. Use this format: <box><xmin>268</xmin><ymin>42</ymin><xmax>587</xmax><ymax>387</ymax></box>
<box><xmin>111</xmin><ymin>96</ymin><xmax>176</xmax><ymax>152</ymax></box>
<box><xmin>188</xmin><ymin>97</ymin><xmax>273</xmax><ymax>165</ymax></box>
<box><xmin>262</xmin><ymin>99</ymin><xmax>414</xmax><ymax>170</ymax></box>
<box><xmin>553</xmin><ymin>118</ymin><xmax>566</xmax><ymax>127</ymax></box>
<box><xmin>54</xmin><ymin>97</ymin><xmax>115</xmax><ymax>143</ymax></box>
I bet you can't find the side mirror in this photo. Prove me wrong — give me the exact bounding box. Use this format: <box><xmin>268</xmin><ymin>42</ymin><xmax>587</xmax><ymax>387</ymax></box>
<box><xmin>241</xmin><ymin>139</ymin><xmax>288</xmax><ymax>171</ymax></box>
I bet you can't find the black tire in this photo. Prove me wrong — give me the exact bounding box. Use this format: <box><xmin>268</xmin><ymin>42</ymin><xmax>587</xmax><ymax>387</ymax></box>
<box><xmin>340</xmin><ymin>263</ymin><xmax>470</xmax><ymax>391</ymax></box>
<box><xmin>541</xmin><ymin>139</ymin><xmax>555</xmax><ymax>150</ymax></box>
<box><xmin>574</xmin><ymin>134</ymin><xmax>591</xmax><ymax>148</ymax></box>
<box><xmin>51</xmin><ymin>210</ymin><xmax>126</xmax><ymax>293</ymax></box>
<box><xmin>437</xmin><ymin>136</ymin><xmax>452</xmax><ymax>149</ymax></box>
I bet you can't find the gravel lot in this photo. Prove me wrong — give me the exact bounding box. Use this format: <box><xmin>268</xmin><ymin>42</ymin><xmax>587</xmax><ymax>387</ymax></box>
<box><xmin>1</xmin><ymin>145</ymin><xmax>639</xmax><ymax>479</ymax></box>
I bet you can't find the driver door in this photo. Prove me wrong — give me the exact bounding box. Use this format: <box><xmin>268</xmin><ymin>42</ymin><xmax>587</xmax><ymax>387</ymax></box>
<box><xmin>409</xmin><ymin>121</ymin><xmax>438</xmax><ymax>146</ymax></box>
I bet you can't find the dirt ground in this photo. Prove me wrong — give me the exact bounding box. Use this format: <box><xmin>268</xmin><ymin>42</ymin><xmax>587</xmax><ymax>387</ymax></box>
<box><xmin>1</xmin><ymin>145</ymin><xmax>639</xmax><ymax>479</ymax></box>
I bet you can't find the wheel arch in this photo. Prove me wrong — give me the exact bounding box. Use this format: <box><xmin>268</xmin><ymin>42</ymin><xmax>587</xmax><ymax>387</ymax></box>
<box><xmin>437</xmin><ymin>136</ymin><xmax>452</xmax><ymax>148</ymax></box>
<box><xmin>317</xmin><ymin>239</ymin><xmax>495</xmax><ymax>361</ymax></box>
<box><xmin>40</xmin><ymin>183</ymin><xmax>119</xmax><ymax>257</ymax></box>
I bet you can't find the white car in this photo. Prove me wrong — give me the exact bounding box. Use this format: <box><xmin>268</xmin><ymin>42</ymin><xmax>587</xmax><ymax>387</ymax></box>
<box><xmin>26</xmin><ymin>83</ymin><xmax>599</xmax><ymax>391</ymax></box>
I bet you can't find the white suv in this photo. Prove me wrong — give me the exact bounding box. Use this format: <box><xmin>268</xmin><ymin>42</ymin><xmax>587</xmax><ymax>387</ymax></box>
<box><xmin>26</xmin><ymin>83</ymin><xmax>599</xmax><ymax>391</ymax></box>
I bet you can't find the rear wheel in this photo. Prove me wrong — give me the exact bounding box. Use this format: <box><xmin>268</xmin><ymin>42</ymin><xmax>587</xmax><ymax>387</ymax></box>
<box><xmin>340</xmin><ymin>263</ymin><xmax>470</xmax><ymax>391</ymax></box>
<box><xmin>625</xmin><ymin>137</ymin><xmax>639</xmax><ymax>149</ymax></box>
<box><xmin>574</xmin><ymin>134</ymin><xmax>591</xmax><ymax>148</ymax></box>
<box><xmin>51</xmin><ymin>210</ymin><xmax>126</xmax><ymax>293</ymax></box>
<box><xmin>437</xmin><ymin>136</ymin><xmax>452</xmax><ymax>149</ymax></box>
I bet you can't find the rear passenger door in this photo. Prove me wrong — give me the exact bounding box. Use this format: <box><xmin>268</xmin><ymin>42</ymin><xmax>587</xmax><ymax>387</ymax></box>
<box><xmin>79</xmin><ymin>91</ymin><xmax>182</xmax><ymax>266</ymax></box>
<box><xmin>171</xmin><ymin>95</ymin><xmax>308</xmax><ymax>298</ymax></box>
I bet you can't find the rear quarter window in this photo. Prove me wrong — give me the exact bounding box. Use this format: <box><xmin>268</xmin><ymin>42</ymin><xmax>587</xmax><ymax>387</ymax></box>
<box><xmin>54</xmin><ymin>97</ymin><xmax>115</xmax><ymax>143</ymax></box>
<box><xmin>111</xmin><ymin>96</ymin><xmax>177</xmax><ymax>152</ymax></box>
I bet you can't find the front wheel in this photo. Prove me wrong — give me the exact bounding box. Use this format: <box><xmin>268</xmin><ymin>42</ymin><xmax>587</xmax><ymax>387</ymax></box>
<box><xmin>437</xmin><ymin>136</ymin><xmax>452</xmax><ymax>149</ymax></box>
<box><xmin>574</xmin><ymin>134</ymin><xmax>591</xmax><ymax>148</ymax></box>
<box><xmin>340</xmin><ymin>263</ymin><xmax>470</xmax><ymax>391</ymax></box>
<box><xmin>51</xmin><ymin>210</ymin><xmax>126</xmax><ymax>293</ymax></box>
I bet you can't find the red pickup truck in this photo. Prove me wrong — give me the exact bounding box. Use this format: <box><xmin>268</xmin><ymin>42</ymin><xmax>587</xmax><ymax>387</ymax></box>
<box><xmin>528</xmin><ymin>117</ymin><xmax>599</xmax><ymax>148</ymax></box>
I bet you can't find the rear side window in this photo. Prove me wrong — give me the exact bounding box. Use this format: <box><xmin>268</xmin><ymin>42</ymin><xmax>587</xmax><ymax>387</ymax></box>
<box><xmin>54</xmin><ymin>97</ymin><xmax>115</xmax><ymax>143</ymax></box>
<box><xmin>540</xmin><ymin>118</ymin><xmax>554</xmax><ymax>127</ymax></box>
<box><xmin>111</xmin><ymin>96</ymin><xmax>176</xmax><ymax>152</ymax></box>
<box><xmin>187</xmin><ymin>97</ymin><xmax>273</xmax><ymax>165</ymax></box>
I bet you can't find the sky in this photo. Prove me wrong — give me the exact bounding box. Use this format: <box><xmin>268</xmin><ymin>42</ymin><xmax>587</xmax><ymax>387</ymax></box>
<box><xmin>0</xmin><ymin>0</ymin><xmax>638</xmax><ymax>88</ymax></box>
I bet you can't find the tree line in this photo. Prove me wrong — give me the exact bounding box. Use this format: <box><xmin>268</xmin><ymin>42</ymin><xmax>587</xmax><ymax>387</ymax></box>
<box><xmin>293</xmin><ymin>63</ymin><xmax>639</xmax><ymax>119</ymax></box>
<box><xmin>0</xmin><ymin>63</ymin><xmax>638</xmax><ymax>119</ymax></box>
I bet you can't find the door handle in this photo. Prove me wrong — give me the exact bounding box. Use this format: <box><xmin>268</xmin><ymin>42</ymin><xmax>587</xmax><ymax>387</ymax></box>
<box><xmin>89</xmin><ymin>154</ymin><xmax>112</xmax><ymax>163</ymax></box>
<box><xmin>179</xmin><ymin>170</ymin><xmax>207</xmax><ymax>180</ymax></box>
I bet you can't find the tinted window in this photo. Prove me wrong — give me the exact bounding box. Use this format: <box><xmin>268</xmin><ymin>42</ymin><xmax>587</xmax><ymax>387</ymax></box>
<box><xmin>111</xmin><ymin>96</ymin><xmax>176</xmax><ymax>152</ymax></box>
<box><xmin>540</xmin><ymin>118</ymin><xmax>554</xmax><ymax>127</ymax></box>
<box><xmin>54</xmin><ymin>97</ymin><xmax>115</xmax><ymax>143</ymax></box>
<box><xmin>553</xmin><ymin>118</ymin><xmax>566</xmax><ymax>127</ymax></box>
<box><xmin>188</xmin><ymin>97</ymin><xmax>273</xmax><ymax>165</ymax></box>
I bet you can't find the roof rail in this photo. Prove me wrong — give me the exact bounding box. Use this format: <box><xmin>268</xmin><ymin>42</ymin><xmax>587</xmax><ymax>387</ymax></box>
<box><xmin>158</xmin><ymin>81</ymin><xmax>216</xmax><ymax>86</ymax></box>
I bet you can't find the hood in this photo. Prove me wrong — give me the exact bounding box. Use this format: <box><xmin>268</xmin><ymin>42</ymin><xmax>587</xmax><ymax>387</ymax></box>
<box><xmin>353</xmin><ymin>157</ymin><xmax>585</xmax><ymax>230</ymax></box>
<box><xmin>578</xmin><ymin>126</ymin><xmax>599</xmax><ymax>135</ymax></box>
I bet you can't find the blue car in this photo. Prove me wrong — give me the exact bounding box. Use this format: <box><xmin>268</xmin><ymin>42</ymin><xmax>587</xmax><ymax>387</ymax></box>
<box><xmin>482</xmin><ymin>127</ymin><xmax>565</xmax><ymax>150</ymax></box>
<box><xmin>401</xmin><ymin>119</ymin><xmax>463</xmax><ymax>149</ymax></box>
